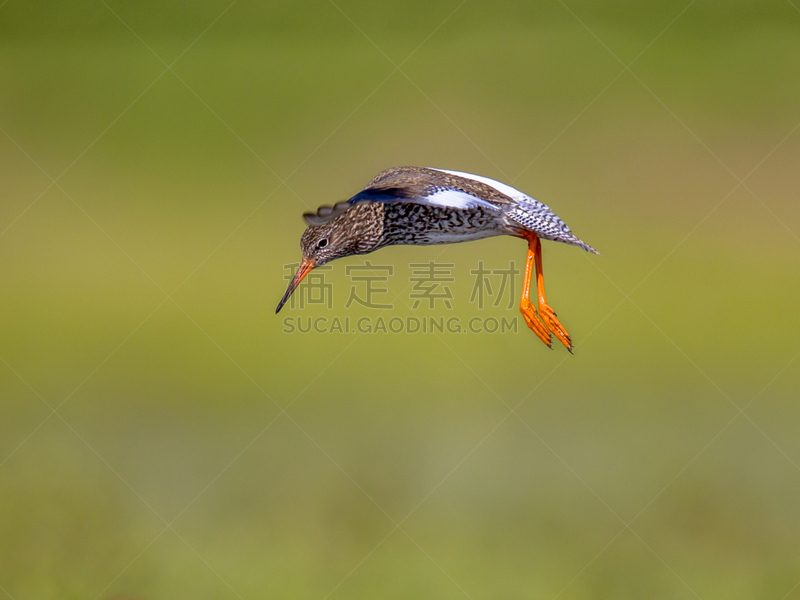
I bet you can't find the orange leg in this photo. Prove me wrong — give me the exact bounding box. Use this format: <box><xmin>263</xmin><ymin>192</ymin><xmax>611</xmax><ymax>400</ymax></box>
<box><xmin>520</xmin><ymin>233</ymin><xmax>573</xmax><ymax>351</ymax></box>
<box><xmin>532</xmin><ymin>234</ymin><xmax>572</xmax><ymax>351</ymax></box>
<box><xmin>519</xmin><ymin>238</ymin><xmax>552</xmax><ymax>348</ymax></box>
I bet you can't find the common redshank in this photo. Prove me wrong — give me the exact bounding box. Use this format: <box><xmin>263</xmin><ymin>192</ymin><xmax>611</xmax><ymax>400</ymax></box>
<box><xmin>276</xmin><ymin>166</ymin><xmax>598</xmax><ymax>351</ymax></box>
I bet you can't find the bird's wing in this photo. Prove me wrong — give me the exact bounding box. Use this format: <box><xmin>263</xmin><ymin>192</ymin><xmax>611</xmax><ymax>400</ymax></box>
<box><xmin>303</xmin><ymin>167</ymin><xmax>523</xmax><ymax>226</ymax></box>
<box><xmin>435</xmin><ymin>169</ymin><xmax>532</xmax><ymax>204</ymax></box>
<box><xmin>303</xmin><ymin>199</ymin><xmax>367</xmax><ymax>226</ymax></box>
<box><xmin>350</xmin><ymin>186</ymin><xmax>496</xmax><ymax>210</ymax></box>
<box><xmin>351</xmin><ymin>166</ymin><xmax>513</xmax><ymax>210</ymax></box>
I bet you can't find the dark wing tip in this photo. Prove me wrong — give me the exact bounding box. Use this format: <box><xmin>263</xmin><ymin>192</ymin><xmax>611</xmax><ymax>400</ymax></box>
<box><xmin>302</xmin><ymin>200</ymin><xmax>350</xmax><ymax>226</ymax></box>
<box><xmin>302</xmin><ymin>199</ymin><xmax>369</xmax><ymax>226</ymax></box>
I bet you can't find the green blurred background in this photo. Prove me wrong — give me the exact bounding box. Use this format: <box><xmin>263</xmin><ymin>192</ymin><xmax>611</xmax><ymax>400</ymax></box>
<box><xmin>2</xmin><ymin>1</ymin><xmax>799</xmax><ymax>598</ymax></box>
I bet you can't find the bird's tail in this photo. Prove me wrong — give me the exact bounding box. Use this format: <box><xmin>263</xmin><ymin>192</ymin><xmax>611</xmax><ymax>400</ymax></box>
<box><xmin>578</xmin><ymin>238</ymin><xmax>600</xmax><ymax>254</ymax></box>
<box><xmin>548</xmin><ymin>232</ymin><xmax>600</xmax><ymax>255</ymax></box>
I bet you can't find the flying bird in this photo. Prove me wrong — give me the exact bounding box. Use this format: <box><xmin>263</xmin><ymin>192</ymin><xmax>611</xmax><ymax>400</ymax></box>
<box><xmin>276</xmin><ymin>166</ymin><xmax>598</xmax><ymax>351</ymax></box>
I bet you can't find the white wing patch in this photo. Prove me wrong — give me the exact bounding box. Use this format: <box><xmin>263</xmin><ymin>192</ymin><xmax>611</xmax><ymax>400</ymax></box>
<box><xmin>436</xmin><ymin>168</ymin><xmax>538</xmax><ymax>205</ymax></box>
<box><xmin>423</xmin><ymin>188</ymin><xmax>497</xmax><ymax>210</ymax></box>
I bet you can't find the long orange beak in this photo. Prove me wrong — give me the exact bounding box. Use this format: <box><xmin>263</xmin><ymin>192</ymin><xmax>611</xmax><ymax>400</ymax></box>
<box><xmin>276</xmin><ymin>259</ymin><xmax>315</xmax><ymax>314</ymax></box>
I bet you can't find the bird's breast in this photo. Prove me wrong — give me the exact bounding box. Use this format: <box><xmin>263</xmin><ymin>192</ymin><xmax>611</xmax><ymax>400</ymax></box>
<box><xmin>381</xmin><ymin>203</ymin><xmax>506</xmax><ymax>247</ymax></box>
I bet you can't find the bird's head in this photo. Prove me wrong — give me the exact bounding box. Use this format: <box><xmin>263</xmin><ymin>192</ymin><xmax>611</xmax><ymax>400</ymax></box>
<box><xmin>276</xmin><ymin>201</ymin><xmax>378</xmax><ymax>314</ymax></box>
<box><xmin>298</xmin><ymin>219</ymin><xmax>356</xmax><ymax>267</ymax></box>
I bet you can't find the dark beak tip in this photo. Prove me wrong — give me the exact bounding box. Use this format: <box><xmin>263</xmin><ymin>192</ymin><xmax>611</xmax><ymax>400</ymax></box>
<box><xmin>275</xmin><ymin>292</ymin><xmax>290</xmax><ymax>314</ymax></box>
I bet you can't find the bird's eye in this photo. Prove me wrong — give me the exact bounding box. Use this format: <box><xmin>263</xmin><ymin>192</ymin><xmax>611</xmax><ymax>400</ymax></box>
<box><xmin>317</xmin><ymin>238</ymin><xmax>328</xmax><ymax>249</ymax></box>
